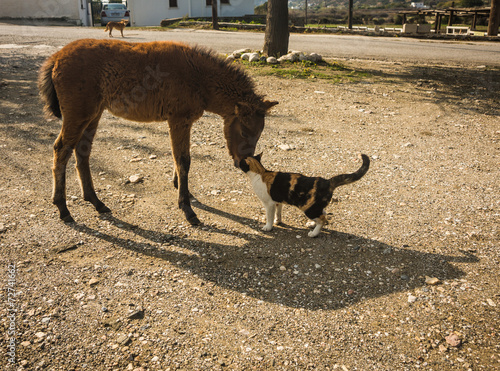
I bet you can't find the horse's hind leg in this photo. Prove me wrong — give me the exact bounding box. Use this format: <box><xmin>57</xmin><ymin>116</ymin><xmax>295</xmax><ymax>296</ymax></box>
<box><xmin>52</xmin><ymin>133</ymin><xmax>76</xmax><ymax>222</ymax></box>
<box><xmin>75</xmin><ymin>115</ymin><xmax>110</xmax><ymax>215</ymax></box>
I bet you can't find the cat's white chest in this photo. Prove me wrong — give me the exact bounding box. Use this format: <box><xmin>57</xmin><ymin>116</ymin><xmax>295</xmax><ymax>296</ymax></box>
<box><xmin>248</xmin><ymin>171</ymin><xmax>273</xmax><ymax>204</ymax></box>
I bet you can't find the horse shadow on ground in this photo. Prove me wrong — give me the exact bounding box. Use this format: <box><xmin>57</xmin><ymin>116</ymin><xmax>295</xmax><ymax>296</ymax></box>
<box><xmin>69</xmin><ymin>201</ymin><xmax>478</xmax><ymax>311</ymax></box>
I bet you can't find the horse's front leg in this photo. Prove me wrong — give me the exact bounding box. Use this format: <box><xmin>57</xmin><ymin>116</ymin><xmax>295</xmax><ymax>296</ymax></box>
<box><xmin>169</xmin><ymin>119</ymin><xmax>200</xmax><ymax>225</ymax></box>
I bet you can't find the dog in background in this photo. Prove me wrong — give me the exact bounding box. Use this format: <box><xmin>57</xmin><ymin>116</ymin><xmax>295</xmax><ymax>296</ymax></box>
<box><xmin>104</xmin><ymin>19</ymin><xmax>128</xmax><ymax>37</ymax></box>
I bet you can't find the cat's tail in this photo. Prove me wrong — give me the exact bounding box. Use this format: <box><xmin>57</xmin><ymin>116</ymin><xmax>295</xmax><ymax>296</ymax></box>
<box><xmin>329</xmin><ymin>154</ymin><xmax>370</xmax><ymax>190</ymax></box>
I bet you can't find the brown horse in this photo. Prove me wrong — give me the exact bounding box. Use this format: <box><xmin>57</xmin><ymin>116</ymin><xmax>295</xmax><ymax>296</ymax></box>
<box><xmin>38</xmin><ymin>39</ymin><xmax>277</xmax><ymax>225</ymax></box>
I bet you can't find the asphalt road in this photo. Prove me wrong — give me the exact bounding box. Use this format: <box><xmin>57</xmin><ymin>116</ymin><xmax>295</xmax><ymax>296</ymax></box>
<box><xmin>1</xmin><ymin>22</ymin><xmax>499</xmax><ymax>66</ymax></box>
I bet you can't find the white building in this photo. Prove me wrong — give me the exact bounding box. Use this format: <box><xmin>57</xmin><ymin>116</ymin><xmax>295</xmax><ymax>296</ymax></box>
<box><xmin>129</xmin><ymin>0</ymin><xmax>255</xmax><ymax>26</ymax></box>
<box><xmin>2</xmin><ymin>0</ymin><xmax>91</xmax><ymax>26</ymax></box>
<box><xmin>1</xmin><ymin>0</ymin><xmax>255</xmax><ymax>27</ymax></box>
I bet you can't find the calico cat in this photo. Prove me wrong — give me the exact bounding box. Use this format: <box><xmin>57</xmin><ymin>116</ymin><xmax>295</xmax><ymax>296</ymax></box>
<box><xmin>239</xmin><ymin>153</ymin><xmax>370</xmax><ymax>237</ymax></box>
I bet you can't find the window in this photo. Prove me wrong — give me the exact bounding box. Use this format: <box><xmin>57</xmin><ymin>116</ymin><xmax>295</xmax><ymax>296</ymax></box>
<box><xmin>169</xmin><ymin>0</ymin><xmax>177</xmax><ymax>8</ymax></box>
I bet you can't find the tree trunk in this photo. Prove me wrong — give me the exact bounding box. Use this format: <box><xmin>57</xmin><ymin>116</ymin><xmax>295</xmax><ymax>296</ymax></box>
<box><xmin>488</xmin><ymin>0</ymin><xmax>500</xmax><ymax>36</ymax></box>
<box><xmin>212</xmin><ymin>0</ymin><xmax>219</xmax><ymax>30</ymax></box>
<box><xmin>348</xmin><ymin>0</ymin><xmax>353</xmax><ymax>29</ymax></box>
<box><xmin>263</xmin><ymin>0</ymin><xmax>289</xmax><ymax>57</ymax></box>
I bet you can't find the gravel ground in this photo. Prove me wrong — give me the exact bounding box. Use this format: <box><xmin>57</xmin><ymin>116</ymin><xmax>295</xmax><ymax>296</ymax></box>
<box><xmin>1</xmin><ymin>38</ymin><xmax>499</xmax><ymax>370</ymax></box>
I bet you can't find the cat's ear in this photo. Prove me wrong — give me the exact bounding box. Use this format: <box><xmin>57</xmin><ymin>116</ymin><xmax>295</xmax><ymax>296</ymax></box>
<box><xmin>254</xmin><ymin>152</ymin><xmax>263</xmax><ymax>162</ymax></box>
<box><xmin>239</xmin><ymin>159</ymin><xmax>250</xmax><ymax>173</ymax></box>
<box><xmin>263</xmin><ymin>100</ymin><xmax>278</xmax><ymax>111</ymax></box>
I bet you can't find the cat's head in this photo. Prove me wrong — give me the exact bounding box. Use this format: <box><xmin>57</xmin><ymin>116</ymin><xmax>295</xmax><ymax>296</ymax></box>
<box><xmin>239</xmin><ymin>152</ymin><xmax>263</xmax><ymax>173</ymax></box>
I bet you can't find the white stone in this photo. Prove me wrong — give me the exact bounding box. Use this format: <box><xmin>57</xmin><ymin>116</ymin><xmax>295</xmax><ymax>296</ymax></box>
<box><xmin>249</xmin><ymin>53</ymin><xmax>260</xmax><ymax>62</ymax></box>
<box><xmin>266</xmin><ymin>56</ymin><xmax>278</xmax><ymax>64</ymax></box>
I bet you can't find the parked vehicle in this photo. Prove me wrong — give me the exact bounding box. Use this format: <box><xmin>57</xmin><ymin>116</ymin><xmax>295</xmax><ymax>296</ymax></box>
<box><xmin>101</xmin><ymin>3</ymin><xmax>130</xmax><ymax>27</ymax></box>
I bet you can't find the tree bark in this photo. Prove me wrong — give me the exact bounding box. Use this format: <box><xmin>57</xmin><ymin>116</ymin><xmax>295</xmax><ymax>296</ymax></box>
<box><xmin>263</xmin><ymin>0</ymin><xmax>289</xmax><ymax>57</ymax></box>
<box><xmin>488</xmin><ymin>0</ymin><xmax>500</xmax><ymax>36</ymax></box>
<box><xmin>212</xmin><ymin>0</ymin><xmax>219</xmax><ymax>30</ymax></box>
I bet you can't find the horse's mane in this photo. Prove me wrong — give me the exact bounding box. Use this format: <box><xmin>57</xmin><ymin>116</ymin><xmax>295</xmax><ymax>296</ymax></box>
<box><xmin>190</xmin><ymin>45</ymin><xmax>262</xmax><ymax>106</ymax></box>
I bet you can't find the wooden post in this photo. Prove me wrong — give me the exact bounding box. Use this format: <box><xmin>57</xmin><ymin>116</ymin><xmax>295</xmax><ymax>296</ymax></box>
<box><xmin>402</xmin><ymin>13</ymin><xmax>407</xmax><ymax>25</ymax></box>
<box><xmin>448</xmin><ymin>2</ymin><xmax>454</xmax><ymax>27</ymax></box>
<box><xmin>305</xmin><ymin>0</ymin><xmax>308</xmax><ymax>26</ymax></box>
<box><xmin>434</xmin><ymin>12</ymin><xmax>440</xmax><ymax>33</ymax></box>
<box><xmin>488</xmin><ymin>0</ymin><xmax>500</xmax><ymax>36</ymax></box>
<box><xmin>212</xmin><ymin>0</ymin><xmax>219</xmax><ymax>30</ymax></box>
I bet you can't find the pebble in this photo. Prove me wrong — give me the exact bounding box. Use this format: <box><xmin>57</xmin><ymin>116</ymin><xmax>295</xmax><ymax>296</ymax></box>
<box><xmin>267</xmin><ymin>56</ymin><xmax>278</xmax><ymax>64</ymax></box>
<box><xmin>279</xmin><ymin>266</ymin><xmax>286</xmax><ymax>271</ymax></box>
<box><xmin>486</xmin><ymin>298</ymin><xmax>496</xmax><ymax>307</ymax></box>
<box><xmin>116</xmin><ymin>334</ymin><xmax>131</xmax><ymax>346</ymax></box>
<box><xmin>151</xmin><ymin>356</ymin><xmax>159</xmax><ymax>362</ymax></box>
<box><xmin>278</xmin><ymin>144</ymin><xmax>293</xmax><ymax>151</ymax></box>
<box><xmin>425</xmin><ymin>276</ymin><xmax>440</xmax><ymax>285</ymax></box>
<box><xmin>88</xmin><ymin>277</ymin><xmax>99</xmax><ymax>286</ymax></box>
<box><xmin>35</xmin><ymin>332</ymin><xmax>46</xmax><ymax>339</ymax></box>
<box><xmin>249</xmin><ymin>53</ymin><xmax>260</xmax><ymax>62</ymax></box>
<box><xmin>445</xmin><ymin>333</ymin><xmax>461</xmax><ymax>347</ymax></box>
<box><xmin>407</xmin><ymin>294</ymin><xmax>417</xmax><ymax>303</ymax></box>
<box><xmin>41</xmin><ymin>317</ymin><xmax>51</xmax><ymax>324</ymax></box>
<box><xmin>149</xmin><ymin>154</ymin><xmax>157</xmax><ymax>159</ymax></box>
<box><xmin>129</xmin><ymin>175</ymin><xmax>143</xmax><ymax>184</ymax></box>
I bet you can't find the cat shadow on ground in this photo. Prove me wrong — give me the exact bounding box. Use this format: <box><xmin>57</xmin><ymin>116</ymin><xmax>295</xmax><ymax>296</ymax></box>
<box><xmin>69</xmin><ymin>203</ymin><xmax>478</xmax><ymax>311</ymax></box>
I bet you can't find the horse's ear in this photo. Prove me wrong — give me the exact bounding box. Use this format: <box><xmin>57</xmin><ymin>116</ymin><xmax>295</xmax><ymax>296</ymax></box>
<box><xmin>235</xmin><ymin>102</ymin><xmax>253</xmax><ymax>117</ymax></box>
<box><xmin>264</xmin><ymin>100</ymin><xmax>279</xmax><ymax>111</ymax></box>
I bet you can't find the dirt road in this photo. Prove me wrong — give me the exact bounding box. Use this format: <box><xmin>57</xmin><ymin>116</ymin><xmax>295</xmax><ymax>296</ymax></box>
<box><xmin>0</xmin><ymin>25</ymin><xmax>499</xmax><ymax>370</ymax></box>
<box><xmin>1</xmin><ymin>21</ymin><xmax>499</xmax><ymax>65</ymax></box>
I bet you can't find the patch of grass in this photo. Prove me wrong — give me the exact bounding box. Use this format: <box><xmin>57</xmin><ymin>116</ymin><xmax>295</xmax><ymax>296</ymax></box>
<box><xmin>237</xmin><ymin>59</ymin><xmax>370</xmax><ymax>83</ymax></box>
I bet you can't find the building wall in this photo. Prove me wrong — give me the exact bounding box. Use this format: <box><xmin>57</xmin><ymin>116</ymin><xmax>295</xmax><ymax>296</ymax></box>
<box><xmin>2</xmin><ymin>0</ymin><xmax>82</xmax><ymax>24</ymax></box>
<box><xmin>129</xmin><ymin>0</ymin><xmax>255</xmax><ymax>27</ymax></box>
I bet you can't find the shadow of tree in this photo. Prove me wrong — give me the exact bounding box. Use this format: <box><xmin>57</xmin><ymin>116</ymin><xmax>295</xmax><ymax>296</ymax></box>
<box><xmin>69</xmin><ymin>203</ymin><xmax>478</xmax><ymax>311</ymax></box>
<box><xmin>359</xmin><ymin>63</ymin><xmax>500</xmax><ymax>116</ymax></box>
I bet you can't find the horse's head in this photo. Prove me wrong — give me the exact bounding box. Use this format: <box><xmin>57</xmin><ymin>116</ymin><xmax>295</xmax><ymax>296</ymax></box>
<box><xmin>225</xmin><ymin>99</ymin><xmax>278</xmax><ymax>166</ymax></box>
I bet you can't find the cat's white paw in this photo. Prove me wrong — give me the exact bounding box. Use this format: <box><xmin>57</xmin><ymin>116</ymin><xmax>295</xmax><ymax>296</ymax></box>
<box><xmin>306</xmin><ymin>220</ymin><xmax>316</xmax><ymax>228</ymax></box>
<box><xmin>262</xmin><ymin>225</ymin><xmax>273</xmax><ymax>232</ymax></box>
<box><xmin>308</xmin><ymin>230</ymin><xmax>320</xmax><ymax>238</ymax></box>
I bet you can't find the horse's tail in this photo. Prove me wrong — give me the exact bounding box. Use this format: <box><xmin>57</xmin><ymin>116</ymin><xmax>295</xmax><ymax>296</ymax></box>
<box><xmin>329</xmin><ymin>154</ymin><xmax>370</xmax><ymax>191</ymax></box>
<box><xmin>38</xmin><ymin>57</ymin><xmax>61</xmax><ymax>119</ymax></box>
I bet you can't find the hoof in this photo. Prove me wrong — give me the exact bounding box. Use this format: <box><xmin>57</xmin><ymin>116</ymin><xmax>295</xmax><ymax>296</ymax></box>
<box><xmin>97</xmin><ymin>205</ymin><xmax>111</xmax><ymax>214</ymax></box>
<box><xmin>61</xmin><ymin>214</ymin><xmax>75</xmax><ymax>223</ymax></box>
<box><xmin>187</xmin><ymin>215</ymin><xmax>201</xmax><ymax>226</ymax></box>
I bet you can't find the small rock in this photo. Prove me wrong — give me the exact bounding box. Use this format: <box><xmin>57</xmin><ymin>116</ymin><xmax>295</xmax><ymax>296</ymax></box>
<box><xmin>445</xmin><ymin>333</ymin><xmax>461</xmax><ymax>347</ymax></box>
<box><xmin>35</xmin><ymin>332</ymin><xmax>46</xmax><ymax>339</ymax></box>
<box><xmin>127</xmin><ymin>309</ymin><xmax>145</xmax><ymax>320</ymax></box>
<box><xmin>0</xmin><ymin>223</ymin><xmax>6</xmax><ymax>233</ymax></box>
<box><xmin>21</xmin><ymin>341</ymin><xmax>31</xmax><ymax>347</ymax></box>
<box><xmin>241</xmin><ymin>53</ymin><xmax>251</xmax><ymax>61</ymax></box>
<box><xmin>225</xmin><ymin>55</ymin><xmax>235</xmax><ymax>62</ymax></box>
<box><xmin>486</xmin><ymin>298</ymin><xmax>496</xmax><ymax>307</ymax></box>
<box><xmin>149</xmin><ymin>154</ymin><xmax>157</xmax><ymax>159</ymax></box>
<box><xmin>151</xmin><ymin>356</ymin><xmax>159</xmax><ymax>362</ymax></box>
<box><xmin>249</xmin><ymin>53</ymin><xmax>260</xmax><ymax>62</ymax></box>
<box><xmin>88</xmin><ymin>277</ymin><xmax>99</xmax><ymax>286</ymax></box>
<box><xmin>129</xmin><ymin>175</ymin><xmax>143</xmax><ymax>184</ymax></box>
<box><xmin>438</xmin><ymin>344</ymin><xmax>448</xmax><ymax>353</ymax></box>
<box><xmin>278</xmin><ymin>144</ymin><xmax>292</xmax><ymax>151</ymax></box>
<box><xmin>425</xmin><ymin>276</ymin><xmax>440</xmax><ymax>285</ymax></box>
<box><xmin>129</xmin><ymin>158</ymin><xmax>142</xmax><ymax>163</ymax></box>
<box><xmin>408</xmin><ymin>294</ymin><xmax>417</xmax><ymax>303</ymax></box>
<box><xmin>116</xmin><ymin>334</ymin><xmax>131</xmax><ymax>346</ymax></box>
<box><xmin>279</xmin><ymin>266</ymin><xmax>286</xmax><ymax>271</ymax></box>
<box><xmin>41</xmin><ymin>317</ymin><xmax>51</xmax><ymax>324</ymax></box>
<box><xmin>74</xmin><ymin>293</ymin><xmax>85</xmax><ymax>301</ymax></box>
